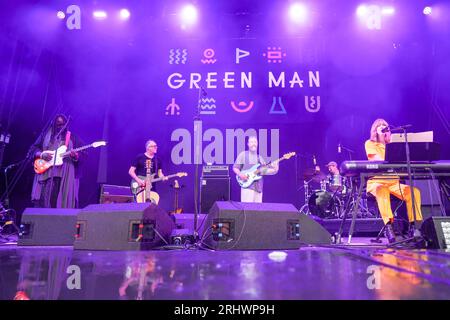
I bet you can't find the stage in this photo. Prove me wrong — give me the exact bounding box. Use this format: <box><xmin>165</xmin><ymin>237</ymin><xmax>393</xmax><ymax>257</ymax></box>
<box><xmin>2</xmin><ymin>0</ymin><xmax>450</xmax><ymax>305</ymax></box>
<box><xmin>1</xmin><ymin>241</ymin><xmax>450</xmax><ymax>300</ymax></box>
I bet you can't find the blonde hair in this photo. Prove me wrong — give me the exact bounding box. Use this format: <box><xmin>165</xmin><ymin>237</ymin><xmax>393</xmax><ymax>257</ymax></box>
<box><xmin>370</xmin><ymin>118</ymin><xmax>389</xmax><ymax>142</ymax></box>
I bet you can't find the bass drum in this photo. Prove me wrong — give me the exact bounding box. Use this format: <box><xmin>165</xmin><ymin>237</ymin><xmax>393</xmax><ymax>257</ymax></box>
<box><xmin>308</xmin><ymin>190</ymin><xmax>341</xmax><ymax>218</ymax></box>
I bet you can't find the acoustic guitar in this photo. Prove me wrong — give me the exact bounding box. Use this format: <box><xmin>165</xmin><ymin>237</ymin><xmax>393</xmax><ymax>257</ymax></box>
<box><xmin>131</xmin><ymin>160</ymin><xmax>187</xmax><ymax>204</ymax></box>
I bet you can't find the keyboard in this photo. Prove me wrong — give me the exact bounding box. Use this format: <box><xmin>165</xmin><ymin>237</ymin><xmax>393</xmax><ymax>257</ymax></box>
<box><xmin>340</xmin><ymin>160</ymin><xmax>450</xmax><ymax>178</ymax></box>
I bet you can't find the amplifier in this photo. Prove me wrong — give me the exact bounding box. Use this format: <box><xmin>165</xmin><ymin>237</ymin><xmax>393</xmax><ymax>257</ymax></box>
<box><xmin>200</xmin><ymin>177</ymin><xmax>230</xmax><ymax>213</ymax></box>
<box><xmin>99</xmin><ymin>184</ymin><xmax>134</xmax><ymax>204</ymax></box>
<box><xmin>202</xmin><ymin>165</ymin><xmax>229</xmax><ymax>177</ymax></box>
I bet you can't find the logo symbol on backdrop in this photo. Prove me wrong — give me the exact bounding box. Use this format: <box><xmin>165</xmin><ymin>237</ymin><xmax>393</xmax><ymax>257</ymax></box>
<box><xmin>236</xmin><ymin>48</ymin><xmax>250</xmax><ymax>64</ymax></box>
<box><xmin>169</xmin><ymin>49</ymin><xmax>188</xmax><ymax>64</ymax></box>
<box><xmin>199</xmin><ymin>98</ymin><xmax>217</xmax><ymax>115</ymax></box>
<box><xmin>230</xmin><ymin>101</ymin><xmax>254</xmax><ymax>113</ymax></box>
<box><xmin>166</xmin><ymin>98</ymin><xmax>181</xmax><ymax>116</ymax></box>
<box><xmin>305</xmin><ymin>96</ymin><xmax>321</xmax><ymax>113</ymax></box>
<box><xmin>269</xmin><ymin>97</ymin><xmax>287</xmax><ymax>114</ymax></box>
<box><xmin>201</xmin><ymin>49</ymin><xmax>217</xmax><ymax>64</ymax></box>
<box><xmin>263</xmin><ymin>47</ymin><xmax>287</xmax><ymax>63</ymax></box>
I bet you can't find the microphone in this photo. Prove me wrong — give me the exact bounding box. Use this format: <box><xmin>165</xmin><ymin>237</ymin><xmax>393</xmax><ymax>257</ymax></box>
<box><xmin>338</xmin><ymin>144</ymin><xmax>342</xmax><ymax>153</ymax></box>
<box><xmin>381</xmin><ymin>124</ymin><xmax>412</xmax><ymax>133</ymax></box>
<box><xmin>377</xmin><ymin>125</ymin><xmax>391</xmax><ymax>134</ymax></box>
<box><xmin>312</xmin><ymin>155</ymin><xmax>317</xmax><ymax>166</ymax></box>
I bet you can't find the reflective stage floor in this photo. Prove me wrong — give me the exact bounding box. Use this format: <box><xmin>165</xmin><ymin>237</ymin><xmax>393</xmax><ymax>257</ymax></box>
<box><xmin>1</xmin><ymin>240</ymin><xmax>450</xmax><ymax>300</ymax></box>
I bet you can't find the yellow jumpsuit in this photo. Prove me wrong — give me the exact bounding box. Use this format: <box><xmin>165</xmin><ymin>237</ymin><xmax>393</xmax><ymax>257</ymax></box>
<box><xmin>365</xmin><ymin>140</ymin><xmax>423</xmax><ymax>225</ymax></box>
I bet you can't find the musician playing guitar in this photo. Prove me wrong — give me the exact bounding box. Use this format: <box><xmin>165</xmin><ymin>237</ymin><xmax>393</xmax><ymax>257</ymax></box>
<box><xmin>31</xmin><ymin>114</ymin><xmax>81</xmax><ymax>208</ymax></box>
<box><xmin>233</xmin><ymin>136</ymin><xmax>279</xmax><ymax>203</ymax></box>
<box><xmin>128</xmin><ymin>140</ymin><xmax>168</xmax><ymax>202</ymax></box>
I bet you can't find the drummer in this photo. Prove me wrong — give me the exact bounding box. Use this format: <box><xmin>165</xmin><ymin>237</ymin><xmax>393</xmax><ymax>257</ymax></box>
<box><xmin>326</xmin><ymin>161</ymin><xmax>343</xmax><ymax>192</ymax></box>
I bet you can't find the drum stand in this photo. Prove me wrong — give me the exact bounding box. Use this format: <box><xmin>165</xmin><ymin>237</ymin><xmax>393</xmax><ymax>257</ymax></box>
<box><xmin>299</xmin><ymin>180</ymin><xmax>312</xmax><ymax>214</ymax></box>
<box><xmin>336</xmin><ymin>176</ymin><xmax>365</xmax><ymax>244</ymax></box>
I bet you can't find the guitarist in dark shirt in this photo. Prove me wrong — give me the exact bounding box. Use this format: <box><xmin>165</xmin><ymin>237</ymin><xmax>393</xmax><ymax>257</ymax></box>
<box><xmin>129</xmin><ymin>140</ymin><xmax>167</xmax><ymax>194</ymax></box>
<box><xmin>31</xmin><ymin>114</ymin><xmax>80</xmax><ymax>208</ymax></box>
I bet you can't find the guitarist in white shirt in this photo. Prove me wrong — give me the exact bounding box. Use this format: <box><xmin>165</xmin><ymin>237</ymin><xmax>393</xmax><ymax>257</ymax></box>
<box><xmin>233</xmin><ymin>136</ymin><xmax>278</xmax><ymax>203</ymax></box>
<box><xmin>31</xmin><ymin>114</ymin><xmax>80</xmax><ymax>208</ymax></box>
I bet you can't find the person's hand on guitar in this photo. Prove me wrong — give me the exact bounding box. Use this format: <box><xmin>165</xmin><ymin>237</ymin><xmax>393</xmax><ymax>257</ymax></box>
<box><xmin>40</xmin><ymin>152</ymin><xmax>53</xmax><ymax>162</ymax></box>
<box><xmin>137</xmin><ymin>178</ymin><xmax>146</xmax><ymax>188</ymax></box>
<box><xmin>239</xmin><ymin>173</ymin><xmax>248</xmax><ymax>181</ymax></box>
<box><xmin>69</xmin><ymin>150</ymin><xmax>79</xmax><ymax>161</ymax></box>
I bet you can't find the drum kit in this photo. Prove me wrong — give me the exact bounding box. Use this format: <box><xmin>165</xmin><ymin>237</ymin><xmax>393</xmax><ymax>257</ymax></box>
<box><xmin>299</xmin><ymin>167</ymin><xmax>378</xmax><ymax>219</ymax></box>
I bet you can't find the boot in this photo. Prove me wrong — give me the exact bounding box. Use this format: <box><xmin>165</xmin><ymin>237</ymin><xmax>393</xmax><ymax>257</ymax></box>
<box><xmin>384</xmin><ymin>223</ymin><xmax>396</xmax><ymax>243</ymax></box>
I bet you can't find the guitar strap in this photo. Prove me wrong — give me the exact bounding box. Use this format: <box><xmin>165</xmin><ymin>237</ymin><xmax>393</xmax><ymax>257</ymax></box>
<box><xmin>65</xmin><ymin>131</ymin><xmax>71</xmax><ymax>147</ymax></box>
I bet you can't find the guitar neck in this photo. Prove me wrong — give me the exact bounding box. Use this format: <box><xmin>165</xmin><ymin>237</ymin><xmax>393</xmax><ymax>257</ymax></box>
<box><xmin>60</xmin><ymin>144</ymin><xmax>92</xmax><ymax>157</ymax></box>
<box><xmin>152</xmin><ymin>173</ymin><xmax>179</xmax><ymax>183</ymax></box>
<box><xmin>264</xmin><ymin>156</ymin><xmax>287</xmax><ymax>167</ymax></box>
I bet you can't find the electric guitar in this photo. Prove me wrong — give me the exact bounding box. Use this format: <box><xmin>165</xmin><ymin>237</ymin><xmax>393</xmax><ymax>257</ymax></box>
<box><xmin>236</xmin><ymin>152</ymin><xmax>296</xmax><ymax>188</ymax></box>
<box><xmin>34</xmin><ymin>140</ymin><xmax>107</xmax><ymax>174</ymax></box>
<box><xmin>131</xmin><ymin>164</ymin><xmax>187</xmax><ymax>204</ymax></box>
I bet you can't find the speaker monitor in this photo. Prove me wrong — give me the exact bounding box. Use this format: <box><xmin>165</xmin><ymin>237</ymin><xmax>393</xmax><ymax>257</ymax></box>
<box><xmin>421</xmin><ymin>216</ymin><xmax>450</xmax><ymax>249</ymax></box>
<box><xmin>18</xmin><ymin>208</ymin><xmax>80</xmax><ymax>246</ymax></box>
<box><xmin>200</xmin><ymin>177</ymin><xmax>230</xmax><ymax>213</ymax></box>
<box><xmin>74</xmin><ymin>203</ymin><xmax>175</xmax><ymax>251</ymax></box>
<box><xmin>203</xmin><ymin>201</ymin><xmax>331</xmax><ymax>250</ymax></box>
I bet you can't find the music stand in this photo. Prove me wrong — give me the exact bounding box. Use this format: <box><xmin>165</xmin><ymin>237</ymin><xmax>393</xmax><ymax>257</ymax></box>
<box><xmin>385</xmin><ymin>142</ymin><xmax>441</xmax><ymax>163</ymax></box>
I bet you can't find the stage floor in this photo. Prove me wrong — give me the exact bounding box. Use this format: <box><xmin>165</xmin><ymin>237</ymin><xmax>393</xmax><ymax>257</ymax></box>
<box><xmin>1</xmin><ymin>239</ymin><xmax>450</xmax><ymax>300</ymax></box>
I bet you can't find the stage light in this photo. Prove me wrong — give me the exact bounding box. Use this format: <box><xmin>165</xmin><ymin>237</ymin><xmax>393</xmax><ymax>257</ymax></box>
<box><xmin>356</xmin><ymin>5</ymin><xmax>368</xmax><ymax>17</ymax></box>
<box><xmin>180</xmin><ymin>4</ymin><xmax>198</xmax><ymax>28</ymax></box>
<box><xmin>356</xmin><ymin>4</ymin><xmax>383</xmax><ymax>30</ymax></box>
<box><xmin>56</xmin><ymin>11</ymin><xmax>65</xmax><ymax>19</ymax></box>
<box><xmin>93</xmin><ymin>10</ymin><xmax>107</xmax><ymax>20</ymax></box>
<box><xmin>289</xmin><ymin>3</ymin><xmax>307</xmax><ymax>23</ymax></box>
<box><xmin>423</xmin><ymin>6</ymin><xmax>432</xmax><ymax>15</ymax></box>
<box><xmin>381</xmin><ymin>6</ymin><xmax>395</xmax><ymax>15</ymax></box>
<box><xmin>119</xmin><ymin>8</ymin><xmax>130</xmax><ymax>20</ymax></box>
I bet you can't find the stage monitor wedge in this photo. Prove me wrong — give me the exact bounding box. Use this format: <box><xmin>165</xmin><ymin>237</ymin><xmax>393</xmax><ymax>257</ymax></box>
<box><xmin>18</xmin><ymin>208</ymin><xmax>80</xmax><ymax>246</ymax></box>
<box><xmin>74</xmin><ymin>203</ymin><xmax>175</xmax><ymax>251</ymax></box>
<box><xmin>203</xmin><ymin>201</ymin><xmax>331</xmax><ymax>250</ymax></box>
<box><xmin>421</xmin><ymin>216</ymin><xmax>450</xmax><ymax>249</ymax></box>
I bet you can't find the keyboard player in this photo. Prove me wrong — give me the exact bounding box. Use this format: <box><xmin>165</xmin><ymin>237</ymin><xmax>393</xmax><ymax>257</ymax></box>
<box><xmin>365</xmin><ymin>118</ymin><xmax>423</xmax><ymax>243</ymax></box>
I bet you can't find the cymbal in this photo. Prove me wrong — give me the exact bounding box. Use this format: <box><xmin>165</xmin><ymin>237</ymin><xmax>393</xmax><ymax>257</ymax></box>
<box><xmin>303</xmin><ymin>168</ymin><xmax>327</xmax><ymax>182</ymax></box>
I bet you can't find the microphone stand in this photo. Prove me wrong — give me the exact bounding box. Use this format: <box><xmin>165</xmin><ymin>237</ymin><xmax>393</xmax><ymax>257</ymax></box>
<box><xmin>400</xmin><ymin>127</ymin><xmax>420</xmax><ymax>242</ymax></box>
<box><xmin>193</xmin><ymin>87</ymin><xmax>204</xmax><ymax>244</ymax></box>
<box><xmin>387</xmin><ymin>125</ymin><xmax>423</xmax><ymax>247</ymax></box>
<box><xmin>338</xmin><ymin>144</ymin><xmax>355</xmax><ymax>204</ymax></box>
